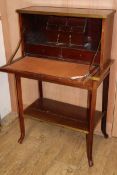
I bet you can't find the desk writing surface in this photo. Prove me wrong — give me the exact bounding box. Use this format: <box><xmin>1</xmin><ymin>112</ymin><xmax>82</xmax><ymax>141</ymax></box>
<box><xmin>2</xmin><ymin>56</ymin><xmax>91</xmax><ymax>79</ymax></box>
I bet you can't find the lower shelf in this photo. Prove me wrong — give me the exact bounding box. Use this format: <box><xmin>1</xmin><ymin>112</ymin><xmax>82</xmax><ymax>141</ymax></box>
<box><xmin>24</xmin><ymin>98</ymin><xmax>102</xmax><ymax>133</ymax></box>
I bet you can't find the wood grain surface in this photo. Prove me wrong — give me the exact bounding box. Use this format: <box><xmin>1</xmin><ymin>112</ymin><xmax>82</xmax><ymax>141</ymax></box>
<box><xmin>2</xmin><ymin>56</ymin><xmax>91</xmax><ymax>79</ymax></box>
<box><xmin>16</xmin><ymin>6</ymin><xmax>116</xmax><ymax>18</ymax></box>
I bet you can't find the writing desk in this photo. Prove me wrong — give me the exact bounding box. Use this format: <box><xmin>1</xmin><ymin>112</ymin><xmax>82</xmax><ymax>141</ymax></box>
<box><xmin>0</xmin><ymin>6</ymin><xmax>115</xmax><ymax>166</ymax></box>
<box><xmin>0</xmin><ymin>55</ymin><xmax>112</xmax><ymax>166</ymax></box>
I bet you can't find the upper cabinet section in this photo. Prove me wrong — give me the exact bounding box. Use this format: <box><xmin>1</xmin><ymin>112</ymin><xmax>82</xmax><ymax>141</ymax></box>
<box><xmin>17</xmin><ymin>6</ymin><xmax>116</xmax><ymax>69</ymax></box>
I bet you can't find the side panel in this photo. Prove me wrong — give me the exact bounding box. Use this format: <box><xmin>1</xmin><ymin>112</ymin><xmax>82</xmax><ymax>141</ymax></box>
<box><xmin>100</xmin><ymin>14</ymin><xmax>114</xmax><ymax>69</ymax></box>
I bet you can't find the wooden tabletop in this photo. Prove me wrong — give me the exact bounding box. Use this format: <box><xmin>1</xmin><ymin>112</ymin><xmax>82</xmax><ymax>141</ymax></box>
<box><xmin>16</xmin><ymin>6</ymin><xmax>116</xmax><ymax>19</ymax></box>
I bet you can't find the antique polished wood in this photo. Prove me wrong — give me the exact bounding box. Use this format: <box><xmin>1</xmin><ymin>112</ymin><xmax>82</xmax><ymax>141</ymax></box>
<box><xmin>16</xmin><ymin>6</ymin><xmax>115</xmax><ymax>18</ymax></box>
<box><xmin>0</xmin><ymin>57</ymin><xmax>111</xmax><ymax>167</ymax></box>
<box><xmin>101</xmin><ymin>72</ymin><xmax>110</xmax><ymax>138</ymax></box>
<box><xmin>0</xmin><ymin>6</ymin><xmax>115</xmax><ymax>167</ymax></box>
<box><xmin>24</xmin><ymin>98</ymin><xmax>102</xmax><ymax>133</ymax></box>
<box><xmin>86</xmin><ymin>82</ymin><xmax>97</xmax><ymax>166</ymax></box>
<box><xmin>38</xmin><ymin>80</ymin><xmax>43</xmax><ymax>100</ymax></box>
<box><xmin>15</xmin><ymin>75</ymin><xmax>25</xmax><ymax>143</ymax></box>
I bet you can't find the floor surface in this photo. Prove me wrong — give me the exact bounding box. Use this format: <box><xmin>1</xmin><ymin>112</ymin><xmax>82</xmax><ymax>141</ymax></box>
<box><xmin>0</xmin><ymin>117</ymin><xmax>117</xmax><ymax>175</ymax></box>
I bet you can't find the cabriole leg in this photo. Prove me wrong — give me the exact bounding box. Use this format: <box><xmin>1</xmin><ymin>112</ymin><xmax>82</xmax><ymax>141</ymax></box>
<box><xmin>38</xmin><ymin>80</ymin><xmax>43</xmax><ymax>100</ymax></box>
<box><xmin>38</xmin><ymin>80</ymin><xmax>43</xmax><ymax>109</ymax></box>
<box><xmin>86</xmin><ymin>83</ymin><xmax>97</xmax><ymax>167</ymax></box>
<box><xmin>15</xmin><ymin>75</ymin><xmax>25</xmax><ymax>144</ymax></box>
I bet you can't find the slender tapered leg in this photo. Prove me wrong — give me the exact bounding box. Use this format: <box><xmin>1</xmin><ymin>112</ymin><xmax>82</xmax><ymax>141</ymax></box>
<box><xmin>86</xmin><ymin>82</ymin><xmax>97</xmax><ymax>167</ymax></box>
<box><xmin>38</xmin><ymin>80</ymin><xmax>43</xmax><ymax>100</ymax></box>
<box><xmin>38</xmin><ymin>80</ymin><xmax>43</xmax><ymax>102</ymax></box>
<box><xmin>101</xmin><ymin>73</ymin><xmax>110</xmax><ymax>138</ymax></box>
<box><xmin>15</xmin><ymin>75</ymin><xmax>25</xmax><ymax>144</ymax></box>
<box><xmin>38</xmin><ymin>80</ymin><xmax>43</xmax><ymax>109</ymax></box>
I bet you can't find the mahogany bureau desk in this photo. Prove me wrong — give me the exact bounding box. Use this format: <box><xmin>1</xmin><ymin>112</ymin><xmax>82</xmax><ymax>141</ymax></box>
<box><xmin>0</xmin><ymin>6</ymin><xmax>116</xmax><ymax>166</ymax></box>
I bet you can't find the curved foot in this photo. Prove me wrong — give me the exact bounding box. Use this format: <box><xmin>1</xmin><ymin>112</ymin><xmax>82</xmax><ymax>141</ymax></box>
<box><xmin>88</xmin><ymin>160</ymin><xmax>94</xmax><ymax>167</ymax></box>
<box><xmin>101</xmin><ymin>128</ymin><xmax>109</xmax><ymax>139</ymax></box>
<box><xmin>18</xmin><ymin>134</ymin><xmax>25</xmax><ymax>144</ymax></box>
<box><xmin>103</xmin><ymin>133</ymin><xmax>109</xmax><ymax>139</ymax></box>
